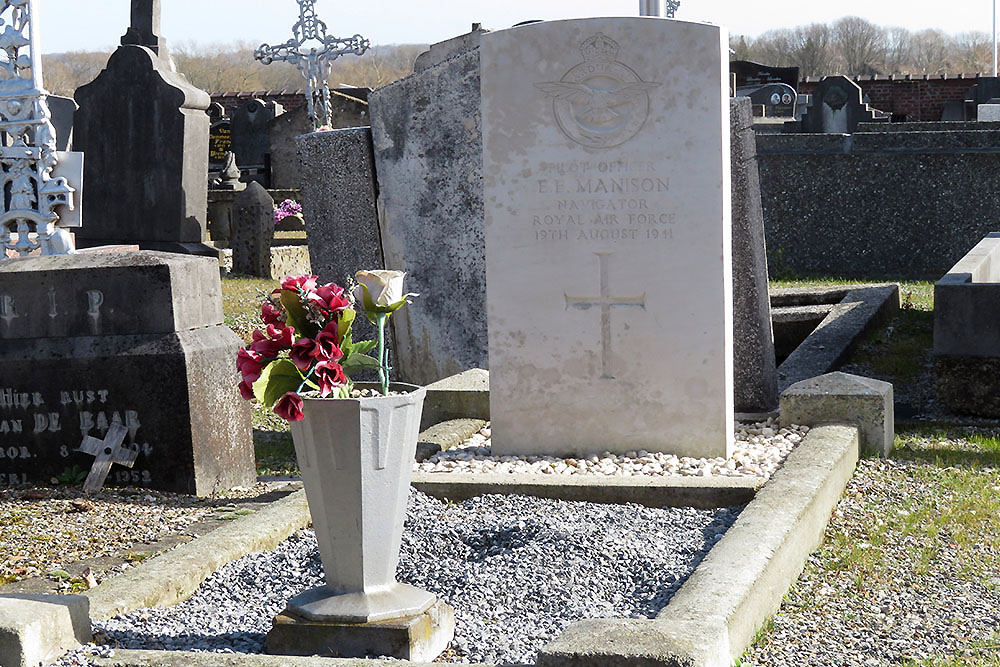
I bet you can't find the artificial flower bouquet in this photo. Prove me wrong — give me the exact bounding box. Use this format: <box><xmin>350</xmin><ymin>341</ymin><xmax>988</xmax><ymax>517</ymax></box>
<box><xmin>273</xmin><ymin>198</ymin><xmax>303</xmax><ymax>226</ymax></box>
<box><xmin>238</xmin><ymin>270</ymin><xmax>416</xmax><ymax>421</ymax></box>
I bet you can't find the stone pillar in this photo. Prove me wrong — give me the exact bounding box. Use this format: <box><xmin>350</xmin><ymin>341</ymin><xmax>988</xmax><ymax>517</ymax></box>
<box><xmin>232</xmin><ymin>182</ymin><xmax>275</xmax><ymax>277</ymax></box>
<box><xmin>0</xmin><ymin>251</ymin><xmax>255</xmax><ymax>495</ymax></box>
<box><xmin>731</xmin><ymin>97</ymin><xmax>778</xmax><ymax>413</ymax></box>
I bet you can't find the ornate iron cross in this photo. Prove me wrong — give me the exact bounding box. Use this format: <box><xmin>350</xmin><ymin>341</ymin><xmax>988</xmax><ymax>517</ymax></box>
<box><xmin>0</xmin><ymin>0</ymin><xmax>79</xmax><ymax>260</ymax></box>
<box><xmin>254</xmin><ymin>0</ymin><xmax>370</xmax><ymax>130</ymax></box>
<box><xmin>564</xmin><ymin>252</ymin><xmax>646</xmax><ymax>381</ymax></box>
<box><xmin>78</xmin><ymin>422</ymin><xmax>137</xmax><ymax>493</ymax></box>
<box><xmin>664</xmin><ymin>0</ymin><xmax>681</xmax><ymax>18</ymax></box>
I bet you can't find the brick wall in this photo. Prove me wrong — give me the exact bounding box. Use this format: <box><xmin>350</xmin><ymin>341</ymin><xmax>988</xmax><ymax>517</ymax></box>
<box><xmin>799</xmin><ymin>75</ymin><xmax>976</xmax><ymax>122</ymax></box>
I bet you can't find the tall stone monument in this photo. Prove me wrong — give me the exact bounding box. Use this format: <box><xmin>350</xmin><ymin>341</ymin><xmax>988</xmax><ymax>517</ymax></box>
<box><xmin>73</xmin><ymin>0</ymin><xmax>216</xmax><ymax>256</ymax></box>
<box><xmin>482</xmin><ymin>19</ymin><xmax>734</xmax><ymax>458</ymax></box>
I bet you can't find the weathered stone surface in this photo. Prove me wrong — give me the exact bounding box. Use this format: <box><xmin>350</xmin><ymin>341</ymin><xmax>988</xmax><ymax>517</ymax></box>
<box><xmin>73</xmin><ymin>46</ymin><xmax>215</xmax><ymax>256</ymax></box>
<box><xmin>369</xmin><ymin>48</ymin><xmax>484</xmax><ymax>385</ymax></box>
<box><xmin>269</xmin><ymin>92</ymin><xmax>369</xmax><ymax>190</ymax></box>
<box><xmin>731</xmin><ymin>97</ymin><xmax>777</xmax><ymax>413</ymax></box>
<box><xmin>798</xmin><ymin>76</ymin><xmax>887</xmax><ymax>133</ymax></box>
<box><xmin>483</xmin><ymin>19</ymin><xmax>733</xmax><ymax>458</ymax></box>
<box><xmin>296</xmin><ymin>128</ymin><xmax>383</xmax><ymax>352</ymax></box>
<box><xmin>47</xmin><ymin>95</ymin><xmax>77</xmax><ymax>151</ymax></box>
<box><xmin>757</xmin><ymin>128</ymin><xmax>1000</xmax><ymax>279</ymax></box>
<box><xmin>780</xmin><ymin>371</ymin><xmax>894</xmax><ymax>457</ymax></box>
<box><xmin>0</xmin><ymin>252</ymin><xmax>254</xmax><ymax>495</ymax></box>
<box><xmin>0</xmin><ymin>594</ymin><xmax>90</xmax><ymax>667</ymax></box>
<box><xmin>232</xmin><ymin>182</ymin><xmax>275</xmax><ymax>277</ymax></box>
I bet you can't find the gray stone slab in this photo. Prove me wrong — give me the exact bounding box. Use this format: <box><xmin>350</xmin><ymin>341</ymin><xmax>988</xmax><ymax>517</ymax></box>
<box><xmin>0</xmin><ymin>252</ymin><xmax>254</xmax><ymax>495</ymax></box>
<box><xmin>232</xmin><ymin>182</ymin><xmax>275</xmax><ymax>277</ymax></box>
<box><xmin>0</xmin><ymin>594</ymin><xmax>89</xmax><ymax>667</ymax></box>
<box><xmin>73</xmin><ymin>46</ymin><xmax>215</xmax><ymax>256</ymax></box>
<box><xmin>420</xmin><ymin>368</ymin><xmax>489</xmax><ymax>430</ymax></box>
<box><xmin>230</xmin><ymin>99</ymin><xmax>283</xmax><ymax>173</ymax></box>
<box><xmin>933</xmin><ymin>232</ymin><xmax>1000</xmax><ymax>357</ymax></box>
<box><xmin>730</xmin><ymin>97</ymin><xmax>777</xmax><ymax>413</ymax></box>
<box><xmin>296</xmin><ymin>128</ymin><xmax>384</xmax><ymax>354</ymax></box>
<box><xmin>92</xmin><ymin>649</ymin><xmax>500</xmax><ymax>667</ymax></box>
<box><xmin>369</xmin><ymin>48</ymin><xmax>485</xmax><ymax>385</ymax></box>
<box><xmin>47</xmin><ymin>95</ymin><xmax>77</xmax><ymax>151</ymax></box>
<box><xmin>780</xmin><ymin>372</ymin><xmax>894</xmax><ymax>457</ymax></box>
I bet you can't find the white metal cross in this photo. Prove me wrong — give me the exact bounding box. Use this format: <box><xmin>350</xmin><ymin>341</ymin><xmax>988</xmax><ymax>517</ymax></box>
<box><xmin>254</xmin><ymin>0</ymin><xmax>369</xmax><ymax>129</ymax></box>
<box><xmin>78</xmin><ymin>422</ymin><xmax>137</xmax><ymax>493</ymax></box>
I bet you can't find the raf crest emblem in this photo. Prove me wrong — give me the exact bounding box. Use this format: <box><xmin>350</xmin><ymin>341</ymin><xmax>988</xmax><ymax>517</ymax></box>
<box><xmin>535</xmin><ymin>33</ymin><xmax>660</xmax><ymax>149</ymax></box>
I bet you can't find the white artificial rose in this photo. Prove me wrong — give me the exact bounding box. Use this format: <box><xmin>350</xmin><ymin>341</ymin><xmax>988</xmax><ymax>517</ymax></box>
<box><xmin>353</xmin><ymin>270</ymin><xmax>418</xmax><ymax>314</ymax></box>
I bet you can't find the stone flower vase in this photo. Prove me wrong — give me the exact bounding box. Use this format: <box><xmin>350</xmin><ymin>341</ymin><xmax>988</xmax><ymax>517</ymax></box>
<box><xmin>285</xmin><ymin>382</ymin><xmax>434</xmax><ymax>622</ymax></box>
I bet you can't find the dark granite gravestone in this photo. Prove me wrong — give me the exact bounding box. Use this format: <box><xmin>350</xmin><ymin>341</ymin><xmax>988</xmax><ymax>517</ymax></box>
<box><xmin>296</xmin><ymin>127</ymin><xmax>384</xmax><ymax>353</ymax></box>
<box><xmin>73</xmin><ymin>41</ymin><xmax>215</xmax><ymax>255</ymax></box>
<box><xmin>230</xmin><ymin>99</ymin><xmax>284</xmax><ymax>182</ymax></box>
<box><xmin>799</xmin><ymin>76</ymin><xmax>888</xmax><ymax>134</ymax></box>
<box><xmin>269</xmin><ymin>90</ymin><xmax>368</xmax><ymax>189</ymax></box>
<box><xmin>730</xmin><ymin>60</ymin><xmax>799</xmax><ymax>90</ymax></box>
<box><xmin>0</xmin><ymin>251</ymin><xmax>254</xmax><ymax>495</ymax></box>
<box><xmin>739</xmin><ymin>82</ymin><xmax>797</xmax><ymax>118</ymax></box>
<box><xmin>730</xmin><ymin>97</ymin><xmax>778</xmax><ymax>413</ymax></box>
<box><xmin>232</xmin><ymin>182</ymin><xmax>274</xmax><ymax>277</ymax></box>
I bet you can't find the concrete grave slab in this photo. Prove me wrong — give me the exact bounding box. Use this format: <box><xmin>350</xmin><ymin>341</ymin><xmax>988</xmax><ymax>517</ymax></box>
<box><xmin>780</xmin><ymin>372</ymin><xmax>894</xmax><ymax>457</ymax></box>
<box><xmin>0</xmin><ymin>594</ymin><xmax>90</xmax><ymax>667</ymax></box>
<box><xmin>482</xmin><ymin>18</ymin><xmax>733</xmax><ymax>458</ymax></box>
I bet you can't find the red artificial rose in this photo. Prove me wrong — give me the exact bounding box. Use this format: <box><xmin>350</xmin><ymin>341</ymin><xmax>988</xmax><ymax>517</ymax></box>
<box><xmin>250</xmin><ymin>324</ymin><xmax>295</xmax><ymax>358</ymax></box>
<box><xmin>273</xmin><ymin>391</ymin><xmax>305</xmax><ymax>421</ymax></box>
<box><xmin>314</xmin><ymin>322</ymin><xmax>344</xmax><ymax>359</ymax></box>
<box><xmin>313</xmin><ymin>360</ymin><xmax>347</xmax><ymax>397</ymax></box>
<box><xmin>261</xmin><ymin>301</ymin><xmax>284</xmax><ymax>325</ymax></box>
<box><xmin>289</xmin><ymin>326</ymin><xmax>344</xmax><ymax>372</ymax></box>
<box><xmin>307</xmin><ymin>283</ymin><xmax>351</xmax><ymax>313</ymax></box>
<box><xmin>280</xmin><ymin>275</ymin><xmax>318</xmax><ymax>292</ymax></box>
<box><xmin>237</xmin><ymin>348</ymin><xmax>265</xmax><ymax>383</ymax></box>
<box><xmin>238</xmin><ymin>379</ymin><xmax>255</xmax><ymax>400</ymax></box>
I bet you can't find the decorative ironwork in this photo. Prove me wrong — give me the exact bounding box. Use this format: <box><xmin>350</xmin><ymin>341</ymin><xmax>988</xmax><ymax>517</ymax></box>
<box><xmin>664</xmin><ymin>0</ymin><xmax>681</xmax><ymax>18</ymax></box>
<box><xmin>0</xmin><ymin>0</ymin><xmax>76</xmax><ymax>259</ymax></box>
<box><xmin>254</xmin><ymin>0</ymin><xmax>369</xmax><ymax>130</ymax></box>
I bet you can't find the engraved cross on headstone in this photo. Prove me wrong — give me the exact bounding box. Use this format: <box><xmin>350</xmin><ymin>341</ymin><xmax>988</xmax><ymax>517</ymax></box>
<box><xmin>78</xmin><ymin>423</ymin><xmax>137</xmax><ymax>493</ymax></box>
<box><xmin>254</xmin><ymin>0</ymin><xmax>370</xmax><ymax>129</ymax></box>
<box><xmin>120</xmin><ymin>0</ymin><xmax>166</xmax><ymax>56</ymax></box>
<box><xmin>564</xmin><ymin>252</ymin><xmax>646</xmax><ymax>381</ymax></box>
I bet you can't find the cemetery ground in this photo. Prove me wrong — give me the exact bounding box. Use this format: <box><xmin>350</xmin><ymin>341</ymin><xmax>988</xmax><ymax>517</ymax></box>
<box><xmin>3</xmin><ymin>276</ymin><xmax>1000</xmax><ymax>665</ymax></box>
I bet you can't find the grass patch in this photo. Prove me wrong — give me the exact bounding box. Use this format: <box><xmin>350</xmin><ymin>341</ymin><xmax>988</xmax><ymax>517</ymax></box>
<box><xmin>221</xmin><ymin>277</ymin><xmax>279</xmax><ymax>344</ymax></box>
<box><xmin>905</xmin><ymin>632</ymin><xmax>1000</xmax><ymax>665</ymax></box>
<box><xmin>255</xmin><ymin>431</ymin><xmax>298</xmax><ymax>476</ymax></box>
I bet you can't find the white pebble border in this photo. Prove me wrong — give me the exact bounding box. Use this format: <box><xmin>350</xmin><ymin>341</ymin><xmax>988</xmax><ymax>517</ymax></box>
<box><xmin>414</xmin><ymin>418</ymin><xmax>809</xmax><ymax>479</ymax></box>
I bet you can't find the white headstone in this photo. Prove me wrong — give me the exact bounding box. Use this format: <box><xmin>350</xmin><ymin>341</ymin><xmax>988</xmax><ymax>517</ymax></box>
<box><xmin>482</xmin><ymin>18</ymin><xmax>734</xmax><ymax>458</ymax></box>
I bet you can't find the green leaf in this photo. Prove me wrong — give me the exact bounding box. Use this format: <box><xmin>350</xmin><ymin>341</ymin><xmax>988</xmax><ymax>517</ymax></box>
<box><xmin>338</xmin><ymin>308</ymin><xmax>356</xmax><ymax>343</ymax></box>
<box><xmin>342</xmin><ymin>353</ymin><xmax>380</xmax><ymax>376</ymax></box>
<box><xmin>252</xmin><ymin>359</ymin><xmax>305</xmax><ymax>408</ymax></box>
<box><xmin>279</xmin><ymin>290</ymin><xmax>318</xmax><ymax>339</ymax></box>
<box><xmin>351</xmin><ymin>339</ymin><xmax>377</xmax><ymax>355</ymax></box>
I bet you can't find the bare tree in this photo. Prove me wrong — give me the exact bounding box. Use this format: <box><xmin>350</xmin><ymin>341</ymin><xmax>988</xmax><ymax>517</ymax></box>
<box><xmin>833</xmin><ymin>16</ymin><xmax>887</xmax><ymax>75</ymax></box>
<box><xmin>882</xmin><ymin>26</ymin><xmax>912</xmax><ymax>74</ymax></box>
<box><xmin>789</xmin><ymin>23</ymin><xmax>834</xmax><ymax>77</ymax></box>
<box><xmin>952</xmin><ymin>31</ymin><xmax>993</xmax><ymax>73</ymax></box>
<box><xmin>910</xmin><ymin>29</ymin><xmax>951</xmax><ymax>74</ymax></box>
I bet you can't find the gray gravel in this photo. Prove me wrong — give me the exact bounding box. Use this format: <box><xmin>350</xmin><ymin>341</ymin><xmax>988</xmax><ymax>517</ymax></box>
<box><xmin>742</xmin><ymin>455</ymin><xmax>1000</xmax><ymax>666</ymax></box>
<box><xmin>54</xmin><ymin>490</ymin><xmax>738</xmax><ymax>666</ymax></box>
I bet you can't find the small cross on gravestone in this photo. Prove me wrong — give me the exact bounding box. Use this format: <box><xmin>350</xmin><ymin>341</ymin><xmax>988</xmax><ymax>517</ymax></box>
<box><xmin>78</xmin><ymin>423</ymin><xmax>137</xmax><ymax>493</ymax></box>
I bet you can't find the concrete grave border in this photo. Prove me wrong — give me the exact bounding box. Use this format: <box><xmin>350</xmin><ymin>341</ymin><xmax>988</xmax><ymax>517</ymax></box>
<box><xmin>23</xmin><ymin>371</ymin><xmax>873</xmax><ymax>667</ymax></box>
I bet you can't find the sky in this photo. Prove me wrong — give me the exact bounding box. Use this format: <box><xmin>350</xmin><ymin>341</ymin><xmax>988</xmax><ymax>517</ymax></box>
<box><xmin>35</xmin><ymin>0</ymin><xmax>1000</xmax><ymax>54</ymax></box>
